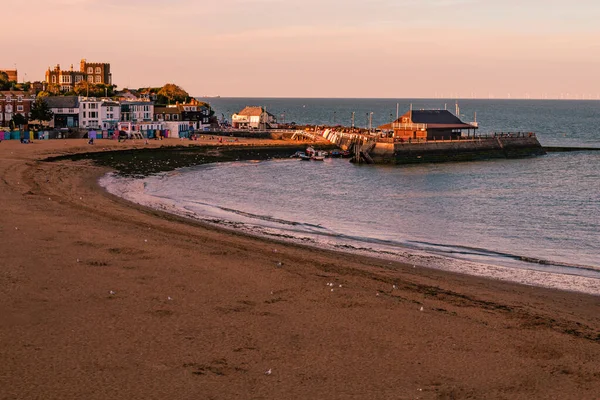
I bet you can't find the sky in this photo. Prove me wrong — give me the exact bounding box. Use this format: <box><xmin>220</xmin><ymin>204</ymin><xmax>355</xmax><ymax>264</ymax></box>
<box><xmin>3</xmin><ymin>0</ymin><xmax>600</xmax><ymax>98</ymax></box>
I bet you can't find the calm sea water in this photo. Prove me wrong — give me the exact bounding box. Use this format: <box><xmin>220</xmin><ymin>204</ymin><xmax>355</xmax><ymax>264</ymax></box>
<box><xmin>101</xmin><ymin>99</ymin><xmax>600</xmax><ymax>294</ymax></box>
<box><xmin>206</xmin><ymin>97</ymin><xmax>600</xmax><ymax>148</ymax></box>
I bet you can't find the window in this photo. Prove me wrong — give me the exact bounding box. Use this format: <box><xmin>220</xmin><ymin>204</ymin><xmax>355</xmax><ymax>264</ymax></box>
<box><xmin>83</xmin><ymin>104</ymin><xmax>86</xmax><ymax>109</ymax></box>
<box><xmin>75</xmin><ymin>75</ymin><xmax>82</xmax><ymax>83</ymax></box>
<box><xmin>5</xmin><ymin>96</ymin><xmax>11</xmax><ymax>101</ymax></box>
<box><xmin>95</xmin><ymin>67</ymin><xmax>101</xmax><ymax>74</ymax></box>
<box><xmin>17</xmin><ymin>96</ymin><xmax>23</xmax><ymax>102</ymax></box>
<box><xmin>52</xmin><ymin>76</ymin><xmax>56</xmax><ymax>83</ymax></box>
<box><xmin>60</xmin><ymin>75</ymin><xmax>71</xmax><ymax>83</ymax></box>
<box><xmin>17</xmin><ymin>105</ymin><xmax>24</xmax><ymax>112</ymax></box>
<box><xmin>95</xmin><ymin>76</ymin><xmax>101</xmax><ymax>83</ymax></box>
<box><xmin>107</xmin><ymin>106</ymin><xmax>113</xmax><ymax>112</ymax></box>
<box><xmin>144</xmin><ymin>113</ymin><xmax>150</xmax><ymax>120</ymax></box>
<box><xmin>165</xmin><ymin>114</ymin><xmax>170</xmax><ymax>121</ymax></box>
<box><xmin>88</xmin><ymin>76</ymin><xmax>94</xmax><ymax>83</ymax></box>
<box><xmin>90</xmin><ymin>111</ymin><xmax>97</xmax><ymax>118</ymax></box>
<box><xmin>0</xmin><ymin>106</ymin><xmax>2</xmax><ymax>112</ymax></box>
<box><xmin>68</xmin><ymin>108</ymin><xmax>74</xmax><ymax>113</ymax></box>
<box><xmin>89</xmin><ymin>103</ymin><xmax>97</xmax><ymax>109</ymax></box>
<box><xmin>83</xmin><ymin>112</ymin><xmax>86</xmax><ymax>118</ymax></box>
<box><xmin>173</xmin><ymin>114</ymin><xmax>179</xmax><ymax>120</ymax></box>
<box><xmin>87</xmin><ymin>67</ymin><xmax>93</xmax><ymax>74</ymax></box>
<box><xmin>57</xmin><ymin>108</ymin><xmax>63</xmax><ymax>113</ymax></box>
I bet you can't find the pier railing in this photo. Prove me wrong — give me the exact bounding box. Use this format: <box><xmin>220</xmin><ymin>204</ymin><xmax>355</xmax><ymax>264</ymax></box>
<box><xmin>377</xmin><ymin>131</ymin><xmax>536</xmax><ymax>144</ymax></box>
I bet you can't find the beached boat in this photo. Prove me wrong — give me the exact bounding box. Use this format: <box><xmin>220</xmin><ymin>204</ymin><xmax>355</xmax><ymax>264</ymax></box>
<box><xmin>311</xmin><ymin>150</ymin><xmax>327</xmax><ymax>161</ymax></box>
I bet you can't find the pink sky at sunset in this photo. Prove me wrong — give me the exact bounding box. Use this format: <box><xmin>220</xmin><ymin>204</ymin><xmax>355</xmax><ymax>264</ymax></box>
<box><xmin>3</xmin><ymin>0</ymin><xmax>600</xmax><ymax>98</ymax></box>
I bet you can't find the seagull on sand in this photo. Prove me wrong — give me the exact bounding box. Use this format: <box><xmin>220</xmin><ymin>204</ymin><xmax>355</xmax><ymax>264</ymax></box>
<box><xmin>265</xmin><ymin>368</ymin><xmax>272</xmax><ymax>375</ymax></box>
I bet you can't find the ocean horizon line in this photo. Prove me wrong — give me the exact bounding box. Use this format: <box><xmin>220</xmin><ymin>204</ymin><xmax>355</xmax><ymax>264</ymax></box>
<box><xmin>196</xmin><ymin>96</ymin><xmax>600</xmax><ymax>102</ymax></box>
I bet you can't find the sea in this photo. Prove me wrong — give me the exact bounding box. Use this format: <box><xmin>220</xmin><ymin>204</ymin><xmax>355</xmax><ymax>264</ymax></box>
<box><xmin>100</xmin><ymin>98</ymin><xmax>600</xmax><ymax>295</ymax></box>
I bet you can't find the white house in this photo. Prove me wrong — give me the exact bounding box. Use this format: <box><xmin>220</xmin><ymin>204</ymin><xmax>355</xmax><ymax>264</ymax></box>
<box><xmin>79</xmin><ymin>97</ymin><xmax>103</xmax><ymax>129</ymax></box>
<box><xmin>120</xmin><ymin>101</ymin><xmax>154</xmax><ymax>124</ymax></box>
<box><xmin>231</xmin><ymin>106</ymin><xmax>277</xmax><ymax>129</ymax></box>
<box><xmin>100</xmin><ymin>100</ymin><xmax>121</xmax><ymax>130</ymax></box>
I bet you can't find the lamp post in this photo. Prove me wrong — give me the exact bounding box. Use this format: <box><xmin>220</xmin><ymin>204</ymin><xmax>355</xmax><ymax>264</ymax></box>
<box><xmin>369</xmin><ymin>112</ymin><xmax>373</xmax><ymax>132</ymax></box>
<box><xmin>333</xmin><ymin>111</ymin><xmax>336</xmax><ymax>125</ymax></box>
<box><xmin>351</xmin><ymin>111</ymin><xmax>355</xmax><ymax>129</ymax></box>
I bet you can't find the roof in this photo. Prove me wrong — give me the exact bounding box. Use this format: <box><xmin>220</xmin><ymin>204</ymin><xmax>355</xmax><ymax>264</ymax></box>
<box><xmin>380</xmin><ymin>110</ymin><xmax>476</xmax><ymax>130</ymax></box>
<box><xmin>155</xmin><ymin>106</ymin><xmax>181</xmax><ymax>114</ymax></box>
<box><xmin>235</xmin><ymin>106</ymin><xmax>264</xmax><ymax>117</ymax></box>
<box><xmin>44</xmin><ymin>96</ymin><xmax>79</xmax><ymax>108</ymax></box>
<box><xmin>0</xmin><ymin>91</ymin><xmax>34</xmax><ymax>98</ymax></box>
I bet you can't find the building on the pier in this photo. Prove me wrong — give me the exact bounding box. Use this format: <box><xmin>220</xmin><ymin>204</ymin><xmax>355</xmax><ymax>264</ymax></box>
<box><xmin>379</xmin><ymin>110</ymin><xmax>477</xmax><ymax>141</ymax></box>
<box><xmin>231</xmin><ymin>106</ymin><xmax>277</xmax><ymax>129</ymax></box>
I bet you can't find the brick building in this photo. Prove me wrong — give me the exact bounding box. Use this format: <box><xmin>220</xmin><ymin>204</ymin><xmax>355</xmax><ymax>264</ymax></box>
<box><xmin>0</xmin><ymin>69</ymin><xmax>18</xmax><ymax>82</ymax></box>
<box><xmin>0</xmin><ymin>91</ymin><xmax>35</xmax><ymax>127</ymax></box>
<box><xmin>45</xmin><ymin>59</ymin><xmax>112</xmax><ymax>92</ymax></box>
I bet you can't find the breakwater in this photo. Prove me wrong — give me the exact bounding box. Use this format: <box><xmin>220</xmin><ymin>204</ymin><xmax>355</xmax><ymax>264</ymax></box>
<box><xmin>369</xmin><ymin>134</ymin><xmax>546</xmax><ymax>164</ymax></box>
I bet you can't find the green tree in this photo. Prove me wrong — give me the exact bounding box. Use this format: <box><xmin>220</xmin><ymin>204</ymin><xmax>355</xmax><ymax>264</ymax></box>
<box><xmin>31</xmin><ymin>97</ymin><xmax>54</xmax><ymax>123</ymax></box>
<box><xmin>11</xmin><ymin>113</ymin><xmax>27</xmax><ymax>129</ymax></box>
<box><xmin>157</xmin><ymin>83</ymin><xmax>190</xmax><ymax>104</ymax></box>
<box><xmin>0</xmin><ymin>71</ymin><xmax>10</xmax><ymax>90</ymax></box>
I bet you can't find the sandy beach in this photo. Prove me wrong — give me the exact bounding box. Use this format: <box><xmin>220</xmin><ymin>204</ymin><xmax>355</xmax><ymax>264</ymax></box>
<box><xmin>1</xmin><ymin>138</ymin><xmax>599</xmax><ymax>400</ymax></box>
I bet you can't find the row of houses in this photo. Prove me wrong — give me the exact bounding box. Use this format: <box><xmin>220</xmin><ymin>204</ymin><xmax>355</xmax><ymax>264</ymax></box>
<box><xmin>44</xmin><ymin>96</ymin><xmax>213</xmax><ymax>136</ymax></box>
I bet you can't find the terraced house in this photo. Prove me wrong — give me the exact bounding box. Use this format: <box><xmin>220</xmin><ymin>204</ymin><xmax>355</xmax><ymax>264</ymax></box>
<box><xmin>0</xmin><ymin>91</ymin><xmax>35</xmax><ymax>127</ymax></box>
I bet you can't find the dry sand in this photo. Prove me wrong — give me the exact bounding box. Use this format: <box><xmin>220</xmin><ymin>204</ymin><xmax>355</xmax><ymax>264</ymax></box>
<box><xmin>1</xmin><ymin>138</ymin><xmax>599</xmax><ymax>400</ymax></box>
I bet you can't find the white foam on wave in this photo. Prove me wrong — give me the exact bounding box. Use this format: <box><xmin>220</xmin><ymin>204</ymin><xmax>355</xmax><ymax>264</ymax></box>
<box><xmin>98</xmin><ymin>172</ymin><xmax>600</xmax><ymax>296</ymax></box>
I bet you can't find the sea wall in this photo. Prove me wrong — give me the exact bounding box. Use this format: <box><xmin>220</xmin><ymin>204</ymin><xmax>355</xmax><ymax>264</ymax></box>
<box><xmin>370</xmin><ymin>136</ymin><xmax>545</xmax><ymax>164</ymax></box>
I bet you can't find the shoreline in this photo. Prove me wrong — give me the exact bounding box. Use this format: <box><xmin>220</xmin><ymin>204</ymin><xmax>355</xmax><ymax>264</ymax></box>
<box><xmin>101</xmin><ymin>168</ymin><xmax>600</xmax><ymax>296</ymax></box>
<box><xmin>1</xmin><ymin>138</ymin><xmax>600</xmax><ymax>399</ymax></box>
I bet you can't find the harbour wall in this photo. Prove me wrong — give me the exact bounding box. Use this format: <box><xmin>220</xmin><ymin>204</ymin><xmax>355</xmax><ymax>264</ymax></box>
<box><xmin>369</xmin><ymin>136</ymin><xmax>546</xmax><ymax>164</ymax></box>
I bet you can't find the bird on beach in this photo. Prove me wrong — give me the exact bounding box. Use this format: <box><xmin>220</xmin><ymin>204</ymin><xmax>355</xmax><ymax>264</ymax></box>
<box><xmin>265</xmin><ymin>368</ymin><xmax>272</xmax><ymax>375</ymax></box>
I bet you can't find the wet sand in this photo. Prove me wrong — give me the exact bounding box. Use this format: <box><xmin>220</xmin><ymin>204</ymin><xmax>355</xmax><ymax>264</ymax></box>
<box><xmin>1</xmin><ymin>138</ymin><xmax>599</xmax><ymax>399</ymax></box>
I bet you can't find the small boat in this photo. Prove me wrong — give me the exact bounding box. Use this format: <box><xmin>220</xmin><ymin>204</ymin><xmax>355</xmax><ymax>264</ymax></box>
<box><xmin>290</xmin><ymin>151</ymin><xmax>305</xmax><ymax>158</ymax></box>
<box><xmin>329</xmin><ymin>149</ymin><xmax>350</xmax><ymax>158</ymax></box>
<box><xmin>311</xmin><ymin>150</ymin><xmax>327</xmax><ymax>161</ymax></box>
<box><xmin>298</xmin><ymin>152</ymin><xmax>312</xmax><ymax>161</ymax></box>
